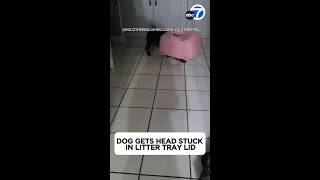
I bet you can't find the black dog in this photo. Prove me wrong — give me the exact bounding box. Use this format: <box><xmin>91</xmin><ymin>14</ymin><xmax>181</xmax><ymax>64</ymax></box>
<box><xmin>145</xmin><ymin>26</ymin><xmax>166</xmax><ymax>56</ymax></box>
<box><xmin>199</xmin><ymin>152</ymin><xmax>210</xmax><ymax>180</ymax></box>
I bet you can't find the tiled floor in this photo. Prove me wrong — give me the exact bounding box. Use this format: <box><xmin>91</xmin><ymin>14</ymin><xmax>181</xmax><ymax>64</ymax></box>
<box><xmin>110</xmin><ymin>38</ymin><xmax>210</xmax><ymax>180</ymax></box>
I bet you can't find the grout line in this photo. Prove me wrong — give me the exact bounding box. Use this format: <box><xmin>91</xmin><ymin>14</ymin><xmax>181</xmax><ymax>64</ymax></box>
<box><xmin>117</xmin><ymin>62</ymin><xmax>162</xmax><ymax>65</ymax></box>
<box><xmin>109</xmin><ymin>106</ymin><xmax>211</xmax><ymax>111</ymax></box>
<box><xmin>113</xmin><ymin>74</ymin><xmax>159</xmax><ymax>77</ymax></box>
<box><xmin>109</xmin><ymin>132</ymin><xmax>210</xmax><ymax>138</ymax></box>
<box><xmin>202</xmin><ymin>46</ymin><xmax>211</xmax><ymax>72</ymax></box>
<box><xmin>137</xmin><ymin>56</ymin><xmax>163</xmax><ymax>180</ymax></box>
<box><xmin>110</xmin><ymin>87</ymin><xmax>210</xmax><ymax>92</ymax></box>
<box><xmin>184</xmin><ymin>63</ymin><xmax>193</xmax><ymax>179</ymax></box>
<box><xmin>137</xmin><ymin>157</ymin><xmax>145</xmax><ymax>180</ymax></box>
<box><xmin>113</xmin><ymin>63</ymin><xmax>208</xmax><ymax>66</ymax></box>
<box><xmin>110</xmin><ymin>49</ymin><xmax>145</xmax><ymax>127</ymax></box>
<box><xmin>111</xmin><ymin>171</ymin><xmax>197</xmax><ymax>179</ymax></box>
<box><xmin>163</xmin><ymin>64</ymin><xmax>208</xmax><ymax>66</ymax></box>
<box><xmin>111</xmin><ymin>72</ymin><xmax>210</xmax><ymax>77</ymax></box>
<box><xmin>147</xmin><ymin>55</ymin><xmax>163</xmax><ymax>132</ymax></box>
<box><xmin>110</xmin><ymin>132</ymin><xmax>211</xmax><ymax>137</ymax></box>
<box><xmin>113</xmin><ymin>46</ymin><xmax>128</xmax><ymax>66</ymax></box>
<box><xmin>110</xmin><ymin>131</ymin><xmax>208</xmax><ymax>135</ymax></box>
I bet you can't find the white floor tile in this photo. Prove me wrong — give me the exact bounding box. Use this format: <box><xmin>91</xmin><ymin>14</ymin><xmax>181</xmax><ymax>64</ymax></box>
<box><xmin>126</xmin><ymin>38</ymin><xmax>146</xmax><ymax>48</ymax></box>
<box><xmin>160</xmin><ymin>65</ymin><xmax>184</xmax><ymax>76</ymax></box>
<box><xmin>117</xmin><ymin>54</ymin><xmax>142</xmax><ymax>64</ymax></box>
<box><xmin>202</xmin><ymin>39</ymin><xmax>210</xmax><ymax>49</ymax></box>
<box><xmin>113</xmin><ymin>55</ymin><xmax>121</xmax><ymax>62</ymax></box>
<box><xmin>112</xmin><ymin>47</ymin><xmax>126</xmax><ymax>58</ymax></box>
<box><xmin>110</xmin><ymin>173</ymin><xmax>139</xmax><ymax>180</ymax></box>
<box><xmin>110</xmin><ymin>107</ymin><xmax>151</xmax><ymax>132</ymax></box>
<box><xmin>112</xmin><ymin>47</ymin><xmax>126</xmax><ymax>54</ymax></box>
<box><xmin>122</xmin><ymin>47</ymin><xmax>145</xmax><ymax>56</ymax></box>
<box><xmin>151</xmin><ymin>46</ymin><xmax>160</xmax><ymax>54</ymax></box>
<box><xmin>126</xmin><ymin>43</ymin><xmax>146</xmax><ymax>49</ymax></box>
<box><xmin>194</xmin><ymin>49</ymin><xmax>205</xmax><ymax>57</ymax></box>
<box><xmin>110</xmin><ymin>88</ymin><xmax>126</xmax><ymax>106</ymax></box>
<box><xmin>110</xmin><ymin>107</ymin><xmax>118</xmax><ymax>124</ymax></box>
<box><xmin>111</xmin><ymin>64</ymin><xmax>137</xmax><ymax>74</ymax></box>
<box><xmin>162</xmin><ymin>56</ymin><xmax>185</xmax><ymax>65</ymax></box>
<box><xmin>135</xmin><ymin>64</ymin><xmax>160</xmax><ymax>75</ymax></box>
<box><xmin>110</xmin><ymin>74</ymin><xmax>132</xmax><ymax>88</ymax></box>
<box><xmin>149</xmin><ymin>109</ymin><xmax>188</xmax><ymax>132</ymax></box>
<box><xmin>185</xmin><ymin>65</ymin><xmax>210</xmax><ymax>76</ymax></box>
<box><xmin>140</xmin><ymin>52</ymin><xmax>163</xmax><ymax>64</ymax></box>
<box><xmin>111</xmin><ymin>42</ymin><xmax>124</xmax><ymax>47</ymax></box>
<box><xmin>140</xmin><ymin>176</ymin><xmax>189</xmax><ymax>180</ymax></box>
<box><xmin>112</xmin><ymin>54</ymin><xmax>122</xmax><ymax>61</ymax></box>
<box><xmin>110</xmin><ymin>134</ymin><xmax>143</xmax><ymax>173</ymax></box>
<box><xmin>206</xmin><ymin>56</ymin><xmax>210</xmax><ymax>68</ymax></box>
<box><xmin>120</xmin><ymin>89</ymin><xmax>155</xmax><ymax>108</ymax></box>
<box><xmin>186</xmin><ymin>57</ymin><xmax>207</xmax><ymax>65</ymax></box>
<box><xmin>157</xmin><ymin>76</ymin><xmax>185</xmax><ymax>90</ymax></box>
<box><xmin>128</xmin><ymin>75</ymin><xmax>158</xmax><ymax>89</ymax></box>
<box><xmin>187</xmin><ymin>91</ymin><xmax>210</xmax><ymax>110</ymax></box>
<box><xmin>126</xmin><ymin>37</ymin><xmax>145</xmax><ymax>41</ymax></box>
<box><xmin>140</xmin><ymin>155</ymin><xmax>190</xmax><ymax>177</ymax></box>
<box><xmin>186</xmin><ymin>77</ymin><xmax>210</xmax><ymax>91</ymax></box>
<box><xmin>190</xmin><ymin>155</ymin><xmax>202</xmax><ymax>179</ymax></box>
<box><xmin>204</xmin><ymin>49</ymin><xmax>210</xmax><ymax>57</ymax></box>
<box><xmin>154</xmin><ymin>90</ymin><xmax>186</xmax><ymax>109</ymax></box>
<box><xmin>188</xmin><ymin>111</ymin><xmax>210</xmax><ymax>138</ymax></box>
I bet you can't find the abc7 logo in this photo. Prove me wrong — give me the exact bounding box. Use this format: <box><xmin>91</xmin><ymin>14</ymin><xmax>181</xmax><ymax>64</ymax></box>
<box><xmin>185</xmin><ymin>11</ymin><xmax>194</xmax><ymax>20</ymax></box>
<box><xmin>185</xmin><ymin>4</ymin><xmax>205</xmax><ymax>20</ymax></box>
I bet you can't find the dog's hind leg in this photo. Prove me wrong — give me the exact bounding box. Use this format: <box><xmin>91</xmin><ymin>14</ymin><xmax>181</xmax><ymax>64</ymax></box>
<box><xmin>145</xmin><ymin>42</ymin><xmax>152</xmax><ymax>56</ymax></box>
<box><xmin>145</xmin><ymin>34</ymin><xmax>154</xmax><ymax>56</ymax></box>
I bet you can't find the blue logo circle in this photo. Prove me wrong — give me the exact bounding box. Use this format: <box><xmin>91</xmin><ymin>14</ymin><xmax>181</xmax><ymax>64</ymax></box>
<box><xmin>190</xmin><ymin>4</ymin><xmax>205</xmax><ymax>20</ymax></box>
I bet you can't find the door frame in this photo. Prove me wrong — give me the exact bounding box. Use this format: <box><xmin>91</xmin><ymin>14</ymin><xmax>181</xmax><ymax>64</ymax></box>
<box><xmin>110</xmin><ymin>43</ymin><xmax>114</xmax><ymax>70</ymax></box>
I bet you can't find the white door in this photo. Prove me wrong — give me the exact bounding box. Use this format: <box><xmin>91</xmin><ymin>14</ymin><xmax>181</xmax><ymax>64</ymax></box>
<box><xmin>119</xmin><ymin>0</ymin><xmax>154</xmax><ymax>37</ymax></box>
<box><xmin>187</xmin><ymin>0</ymin><xmax>210</xmax><ymax>38</ymax></box>
<box><xmin>153</xmin><ymin>0</ymin><xmax>188</xmax><ymax>28</ymax></box>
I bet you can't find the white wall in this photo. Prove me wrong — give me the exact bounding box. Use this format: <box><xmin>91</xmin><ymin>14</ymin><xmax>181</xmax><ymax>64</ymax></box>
<box><xmin>187</xmin><ymin>0</ymin><xmax>210</xmax><ymax>38</ymax></box>
<box><xmin>118</xmin><ymin>0</ymin><xmax>210</xmax><ymax>38</ymax></box>
<box><xmin>110</xmin><ymin>0</ymin><xmax>122</xmax><ymax>36</ymax></box>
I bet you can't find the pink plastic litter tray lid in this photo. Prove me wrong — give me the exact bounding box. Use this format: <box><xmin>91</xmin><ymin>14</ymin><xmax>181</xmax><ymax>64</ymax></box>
<box><xmin>159</xmin><ymin>31</ymin><xmax>202</xmax><ymax>60</ymax></box>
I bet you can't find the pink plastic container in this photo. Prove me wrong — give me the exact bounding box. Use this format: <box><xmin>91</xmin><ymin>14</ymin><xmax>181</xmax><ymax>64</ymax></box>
<box><xmin>159</xmin><ymin>31</ymin><xmax>202</xmax><ymax>60</ymax></box>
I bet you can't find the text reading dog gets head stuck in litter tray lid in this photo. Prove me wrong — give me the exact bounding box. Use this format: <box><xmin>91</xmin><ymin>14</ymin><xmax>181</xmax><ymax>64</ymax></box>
<box><xmin>114</xmin><ymin>132</ymin><xmax>205</xmax><ymax>155</ymax></box>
